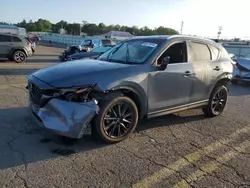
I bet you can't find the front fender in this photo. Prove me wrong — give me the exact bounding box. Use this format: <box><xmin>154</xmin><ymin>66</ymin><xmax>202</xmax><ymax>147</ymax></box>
<box><xmin>107</xmin><ymin>81</ymin><xmax>148</xmax><ymax>118</ymax></box>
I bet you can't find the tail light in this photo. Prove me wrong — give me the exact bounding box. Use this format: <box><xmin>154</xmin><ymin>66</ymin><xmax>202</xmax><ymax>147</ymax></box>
<box><xmin>231</xmin><ymin>61</ymin><xmax>236</xmax><ymax>68</ymax></box>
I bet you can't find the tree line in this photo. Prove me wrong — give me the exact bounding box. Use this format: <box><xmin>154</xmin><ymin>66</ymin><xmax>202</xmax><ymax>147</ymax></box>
<box><xmin>0</xmin><ymin>19</ymin><xmax>179</xmax><ymax>36</ymax></box>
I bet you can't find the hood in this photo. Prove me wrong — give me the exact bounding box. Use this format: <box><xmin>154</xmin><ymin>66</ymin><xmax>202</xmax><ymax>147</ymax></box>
<box><xmin>236</xmin><ymin>57</ymin><xmax>250</xmax><ymax>71</ymax></box>
<box><xmin>31</xmin><ymin>59</ymin><xmax>134</xmax><ymax>88</ymax></box>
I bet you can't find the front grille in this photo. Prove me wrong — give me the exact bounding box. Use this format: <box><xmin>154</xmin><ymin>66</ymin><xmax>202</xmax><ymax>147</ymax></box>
<box><xmin>29</xmin><ymin>83</ymin><xmax>43</xmax><ymax>106</ymax></box>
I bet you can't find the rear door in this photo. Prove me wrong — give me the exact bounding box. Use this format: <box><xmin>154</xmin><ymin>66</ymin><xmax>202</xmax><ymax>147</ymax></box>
<box><xmin>0</xmin><ymin>35</ymin><xmax>12</xmax><ymax>57</ymax></box>
<box><xmin>187</xmin><ymin>41</ymin><xmax>222</xmax><ymax>102</ymax></box>
<box><xmin>12</xmin><ymin>36</ymin><xmax>23</xmax><ymax>47</ymax></box>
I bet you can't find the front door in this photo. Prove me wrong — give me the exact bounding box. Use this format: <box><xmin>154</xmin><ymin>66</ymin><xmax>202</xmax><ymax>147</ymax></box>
<box><xmin>148</xmin><ymin>41</ymin><xmax>194</xmax><ymax>114</ymax></box>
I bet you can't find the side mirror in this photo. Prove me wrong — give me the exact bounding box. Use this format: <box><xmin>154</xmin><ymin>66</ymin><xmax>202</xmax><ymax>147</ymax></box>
<box><xmin>160</xmin><ymin>56</ymin><xmax>170</xmax><ymax>70</ymax></box>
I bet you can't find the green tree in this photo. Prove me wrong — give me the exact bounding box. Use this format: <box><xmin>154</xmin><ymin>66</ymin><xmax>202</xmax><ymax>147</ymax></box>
<box><xmin>1</xmin><ymin>18</ymin><xmax>179</xmax><ymax>36</ymax></box>
<box><xmin>35</xmin><ymin>19</ymin><xmax>52</xmax><ymax>32</ymax></box>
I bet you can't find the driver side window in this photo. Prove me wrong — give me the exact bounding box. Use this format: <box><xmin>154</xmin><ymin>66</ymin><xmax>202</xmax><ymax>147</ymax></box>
<box><xmin>157</xmin><ymin>42</ymin><xmax>187</xmax><ymax>65</ymax></box>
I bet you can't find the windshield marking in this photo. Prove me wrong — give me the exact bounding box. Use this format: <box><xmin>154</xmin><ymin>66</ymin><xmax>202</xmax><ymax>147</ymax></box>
<box><xmin>141</xmin><ymin>42</ymin><xmax>158</xmax><ymax>48</ymax></box>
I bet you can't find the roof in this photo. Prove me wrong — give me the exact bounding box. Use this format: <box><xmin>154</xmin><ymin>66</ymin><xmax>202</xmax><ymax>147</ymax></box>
<box><xmin>0</xmin><ymin>24</ymin><xmax>17</xmax><ymax>29</ymax></box>
<box><xmin>105</xmin><ymin>31</ymin><xmax>133</xmax><ymax>37</ymax></box>
<box><xmin>0</xmin><ymin>32</ymin><xmax>19</xmax><ymax>36</ymax></box>
<box><xmin>130</xmin><ymin>35</ymin><xmax>219</xmax><ymax>46</ymax></box>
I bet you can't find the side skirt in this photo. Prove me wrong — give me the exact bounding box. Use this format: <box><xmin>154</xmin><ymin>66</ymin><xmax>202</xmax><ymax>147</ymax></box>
<box><xmin>147</xmin><ymin>100</ymin><xmax>209</xmax><ymax>119</ymax></box>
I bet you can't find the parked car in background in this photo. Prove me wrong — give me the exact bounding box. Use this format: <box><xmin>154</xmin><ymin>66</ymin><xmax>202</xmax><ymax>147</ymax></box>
<box><xmin>0</xmin><ymin>25</ymin><xmax>27</xmax><ymax>36</ymax></box>
<box><xmin>67</xmin><ymin>45</ymin><xmax>115</xmax><ymax>61</ymax></box>
<box><xmin>27</xmin><ymin>35</ymin><xmax>233</xmax><ymax>143</ymax></box>
<box><xmin>231</xmin><ymin>53</ymin><xmax>250</xmax><ymax>84</ymax></box>
<box><xmin>59</xmin><ymin>39</ymin><xmax>116</xmax><ymax>61</ymax></box>
<box><xmin>0</xmin><ymin>33</ymin><xmax>33</xmax><ymax>63</ymax></box>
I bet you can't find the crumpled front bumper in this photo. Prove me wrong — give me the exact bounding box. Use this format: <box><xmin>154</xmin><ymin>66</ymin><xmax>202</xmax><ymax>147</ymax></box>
<box><xmin>29</xmin><ymin>96</ymin><xmax>99</xmax><ymax>139</ymax></box>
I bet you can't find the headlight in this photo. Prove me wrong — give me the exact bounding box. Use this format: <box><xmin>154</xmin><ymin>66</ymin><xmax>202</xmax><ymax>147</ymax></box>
<box><xmin>52</xmin><ymin>85</ymin><xmax>95</xmax><ymax>102</ymax></box>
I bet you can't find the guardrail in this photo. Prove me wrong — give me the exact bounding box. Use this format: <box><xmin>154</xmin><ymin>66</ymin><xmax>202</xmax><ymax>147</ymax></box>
<box><xmin>39</xmin><ymin>34</ymin><xmax>122</xmax><ymax>46</ymax></box>
<box><xmin>39</xmin><ymin>33</ymin><xmax>250</xmax><ymax>56</ymax></box>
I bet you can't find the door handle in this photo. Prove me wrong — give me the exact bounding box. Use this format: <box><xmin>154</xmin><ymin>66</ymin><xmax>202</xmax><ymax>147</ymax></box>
<box><xmin>213</xmin><ymin>66</ymin><xmax>221</xmax><ymax>71</ymax></box>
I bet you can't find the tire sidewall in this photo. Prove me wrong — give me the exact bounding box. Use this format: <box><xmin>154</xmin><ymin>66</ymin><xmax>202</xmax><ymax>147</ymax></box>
<box><xmin>93</xmin><ymin>95</ymin><xmax>138</xmax><ymax>143</ymax></box>
<box><xmin>209</xmin><ymin>85</ymin><xmax>228</xmax><ymax>116</ymax></box>
<box><xmin>13</xmin><ymin>51</ymin><xmax>26</xmax><ymax>63</ymax></box>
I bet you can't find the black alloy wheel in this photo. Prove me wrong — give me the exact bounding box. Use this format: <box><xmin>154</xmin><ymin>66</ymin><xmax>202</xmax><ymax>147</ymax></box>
<box><xmin>103</xmin><ymin>102</ymin><xmax>134</xmax><ymax>138</ymax></box>
<box><xmin>203</xmin><ymin>85</ymin><xmax>228</xmax><ymax>117</ymax></box>
<box><xmin>211</xmin><ymin>87</ymin><xmax>227</xmax><ymax>115</ymax></box>
<box><xmin>93</xmin><ymin>94</ymin><xmax>138</xmax><ymax>143</ymax></box>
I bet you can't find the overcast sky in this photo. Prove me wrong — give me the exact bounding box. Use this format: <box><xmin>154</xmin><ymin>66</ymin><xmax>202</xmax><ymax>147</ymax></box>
<box><xmin>0</xmin><ymin>0</ymin><xmax>249</xmax><ymax>38</ymax></box>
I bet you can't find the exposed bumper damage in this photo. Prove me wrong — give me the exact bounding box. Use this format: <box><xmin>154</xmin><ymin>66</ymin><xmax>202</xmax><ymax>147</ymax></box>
<box><xmin>29</xmin><ymin>97</ymin><xmax>99</xmax><ymax>139</ymax></box>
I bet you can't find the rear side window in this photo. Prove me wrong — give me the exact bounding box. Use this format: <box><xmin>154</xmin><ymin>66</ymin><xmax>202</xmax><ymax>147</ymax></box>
<box><xmin>0</xmin><ymin>35</ymin><xmax>11</xmax><ymax>42</ymax></box>
<box><xmin>209</xmin><ymin>45</ymin><xmax>220</xmax><ymax>60</ymax></box>
<box><xmin>189</xmin><ymin>42</ymin><xmax>211</xmax><ymax>61</ymax></box>
<box><xmin>12</xmin><ymin>36</ymin><xmax>22</xmax><ymax>42</ymax></box>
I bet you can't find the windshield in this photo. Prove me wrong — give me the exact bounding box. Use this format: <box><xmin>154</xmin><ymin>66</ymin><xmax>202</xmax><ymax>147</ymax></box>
<box><xmin>98</xmin><ymin>40</ymin><xmax>158</xmax><ymax>64</ymax></box>
<box><xmin>80</xmin><ymin>40</ymin><xmax>91</xmax><ymax>46</ymax></box>
<box><xmin>92</xmin><ymin>46</ymin><xmax>112</xmax><ymax>53</ymax></box>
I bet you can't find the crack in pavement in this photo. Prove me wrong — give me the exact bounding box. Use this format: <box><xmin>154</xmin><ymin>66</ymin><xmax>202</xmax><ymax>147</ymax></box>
<box><xmin>116</xmin><ymin>145</ymin><xmax>191</xmax><ymax>187</ymax></box>
<box><xmin>189</xmin><ymin>141</ymin><xmax>249</xmax><ymax>185</ymax></box>
<box><xmin>188</xmin><ymin>124</ymin><xmax>250</xmax><ymax>156</ymax></box>
<box><xmin>9</xmin><ymin>85</ymin><xmax>28</xmax><ymax>94</ymax></box>
<box><xmin>7</xmin><ymin>134</ymin><xmax>28</xmax><ymax>170</ymax></box>
<box><xmin>179</xmin><ymin>152</ymin><xmax>239</xmax><ymax>187</ymax></box>
<box><xmin>138</xmin><ymin>131</ymin><xmax>169</xmax><ymax>158</ymax></box>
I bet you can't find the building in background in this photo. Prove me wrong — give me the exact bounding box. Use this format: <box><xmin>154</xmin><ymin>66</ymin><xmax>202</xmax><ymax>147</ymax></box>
<box><xmin>59</xmin><ymin>28</ymin><xmax>66</xmax><ymax>35</ymax></box>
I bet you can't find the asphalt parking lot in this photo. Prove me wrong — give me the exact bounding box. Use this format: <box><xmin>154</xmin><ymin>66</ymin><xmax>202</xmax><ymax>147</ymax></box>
<box><xmin>1</xmin><ymin>45</ymin><xmax>250</xmax><ymax>188</ymax></box>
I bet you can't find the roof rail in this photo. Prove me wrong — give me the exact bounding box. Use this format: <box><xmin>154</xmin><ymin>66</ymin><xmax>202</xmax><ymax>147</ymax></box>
<box><xmin>0</xmin><ymin>32</ymin><xmax>17</xmax><ymax>35</ymax></box>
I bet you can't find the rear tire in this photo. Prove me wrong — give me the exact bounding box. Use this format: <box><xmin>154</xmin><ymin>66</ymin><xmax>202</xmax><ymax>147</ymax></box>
<box><xmin>12</xmin><ymin>50</ymin><xmax>26</xmax><ymax>63</ymax></box>
<box><xmin>92</xmin><ymin>93</ymin><xmax>138</xmax><ymax>144</ymax></box>
<box><xmin>202</xmin><ymin>85</ymin><xmax>228</xmax><ymax>117</ymax></box>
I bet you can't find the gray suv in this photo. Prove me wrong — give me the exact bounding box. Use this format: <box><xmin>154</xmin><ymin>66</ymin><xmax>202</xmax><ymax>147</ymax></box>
<box><xmin>0</xmin><ymin>33</ymin><xmax>33</xmax><ymax>63</ymax></box>
<box><xmin>27</xmin><ymin>35</ymin><xmax>233</xmax><ymax>143</ymax></box>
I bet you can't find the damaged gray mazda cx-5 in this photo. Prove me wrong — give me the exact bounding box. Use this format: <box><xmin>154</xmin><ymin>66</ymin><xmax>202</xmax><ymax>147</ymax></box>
<box><xmin>27</xmin><ymin>35</ymin><xmax>233</xmax><ymax>143</ymax></box>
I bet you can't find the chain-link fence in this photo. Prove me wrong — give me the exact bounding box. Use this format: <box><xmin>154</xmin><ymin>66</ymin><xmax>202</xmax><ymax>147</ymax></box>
<box><xmin>223</xmin><ymin>45</ymin><xmax>250</xmax><ymax>57</ymax></box>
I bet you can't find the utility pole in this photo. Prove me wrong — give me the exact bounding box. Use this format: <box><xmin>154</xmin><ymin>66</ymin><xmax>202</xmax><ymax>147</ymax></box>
<box><xmin>180</xmin><ymin>21</ymin><xmax>184</xmax><ymax>34</ymax></box>
<box><xmin>217</xmin><ymin>26</ymin><xmax>223</xmax><ymax>40</ymax></box>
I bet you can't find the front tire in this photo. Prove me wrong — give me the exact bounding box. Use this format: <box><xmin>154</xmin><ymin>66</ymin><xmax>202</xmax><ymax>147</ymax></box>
<box><xmin>12</xmin><ymin>51</ymin><xmax>26</xmax><ymax>63</ymax></box>
<box><xmin>93</xmin><ymin>94</ymin><xmax>138</xmax><ymax>144</ymax></box>
<box><xmin>203</xmin><ymin>85</ymin><xmax>228</xmax><ymax>117</ymax></box>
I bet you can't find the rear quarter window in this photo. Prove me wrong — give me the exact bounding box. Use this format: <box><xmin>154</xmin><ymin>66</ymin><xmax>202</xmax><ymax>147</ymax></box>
<box><xmin>12</xmin><ymin>36</ymin><xmax>22</xmax><ymax>42</ymax></box>
<box><xmin>209</xmin><ymin>45</ymin><xmax>220</xmax><ymax>60</ymax></box>
<box><xmin>189</xmin><ymin>42</ymin><xmax>211</xmax><ymax>61</ymax></box>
